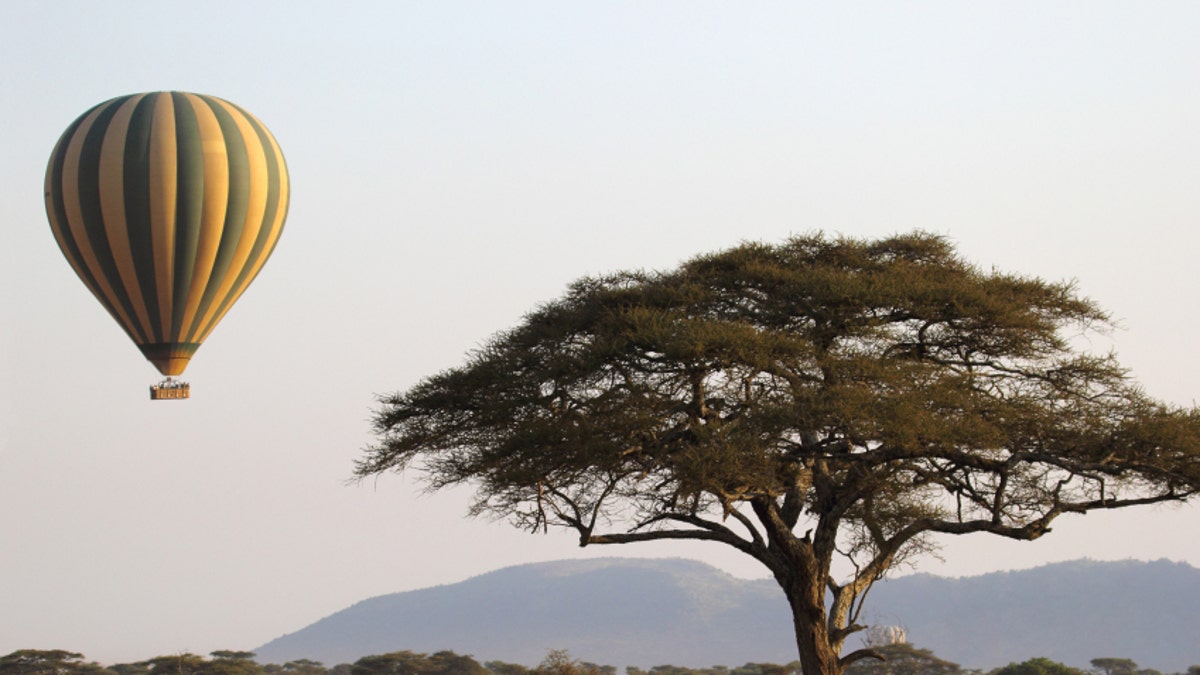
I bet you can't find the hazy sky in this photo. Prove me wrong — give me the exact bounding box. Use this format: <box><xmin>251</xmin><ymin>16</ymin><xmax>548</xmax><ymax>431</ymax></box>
<box><xmin>3</xmin><ymin>1</ymin><xmax>1200</xmax><ymax>665</ymax></box>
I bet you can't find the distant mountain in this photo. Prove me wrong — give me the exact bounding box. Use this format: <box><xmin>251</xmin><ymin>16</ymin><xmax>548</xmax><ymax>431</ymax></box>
<box><xmin>254</xmin><ymin>558</ymin><xmax>1200</xmax><ymax>672</ymax></box>
<box><xmin>867</xmin><ymin>558</ymin><xmax>1200</xmax><ymax>671</ymax></box>
<box><xmin>255</xmin><ymin>558</ymin><xmax>791</xmax><ymax>668</ymax></box>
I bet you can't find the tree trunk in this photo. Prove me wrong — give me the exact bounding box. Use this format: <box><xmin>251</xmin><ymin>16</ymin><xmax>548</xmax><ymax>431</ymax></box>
<box><xmin>781</xmin><ymin>573</ymin><xmax>844</xmax><ymax>675</ymax></box>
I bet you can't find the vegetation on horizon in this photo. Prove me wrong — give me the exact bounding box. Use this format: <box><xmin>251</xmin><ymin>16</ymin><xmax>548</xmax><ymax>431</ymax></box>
<box><xmin>4</xmin><ymin>647</ymin><xmax>1200</xmax><ymax>675</ymax></box>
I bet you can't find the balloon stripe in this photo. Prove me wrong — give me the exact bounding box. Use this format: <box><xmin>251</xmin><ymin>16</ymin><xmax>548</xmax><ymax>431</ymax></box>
<box><xmin>56</xmin><ymin>107</ymin><xmax>113</xmax><ymax>305</ymax></box>
<box><xmin>169</xmin><ymin>93</ymin><xmax>204</xmax><ymax>342</ymax></box>
<box><xmin>100</xmin><ymin>95</ymin><xmax>157</xmax><ymax>342</ymax></box>
<box><xmin>176</xmin><ymin>93</ymin><xmax>229</xmax><ymax>341</ymax></box>
<box><xmin>193</xmin><ymin>100</ymin><xmax>271</xmax><ymax>339</ymax></box>
<box><xmin>120</xmin><ymin>94</ymin><xmax>170</xmax><ymax>342</ymax></box>
<box><xmin>64</xmin><ymin>101</ymin><xmax>148</xmax><ymax>343</ymax></box>
<box><xmin>148</xmin><ymin>93</ymin><xmax>178</xmax><ymax>340</ymax></box>
<box><xmin>197</xmin><ymin>108</ymin><xmax>289</xmax><ymax>343</ymax></box>
<box><xmin>45</xmin><ymin>111</ymin><xmax>123</xmax><ymax>323</ymax></box>
<box><xmin>137</xmin><ymin>342</ymin><xmax>200</xmax><ymax>377</ymax></box>
<box><xmin>189</xmin><ymin>98</ymin><xmax>251</xmax><ymax>340</ymax></box>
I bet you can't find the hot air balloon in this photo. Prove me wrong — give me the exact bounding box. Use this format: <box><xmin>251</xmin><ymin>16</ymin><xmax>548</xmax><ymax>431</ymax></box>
<box><xmin>44</xmin><ymin>92</ymin><xmax>289</xmax><ymax>399</ymax></box>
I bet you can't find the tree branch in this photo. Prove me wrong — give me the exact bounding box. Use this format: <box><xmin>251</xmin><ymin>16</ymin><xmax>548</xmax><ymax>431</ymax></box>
<box><xmin>839</xmin><ymin>648</ymin><xmax>885</xmax><ymax>667</ymax></box>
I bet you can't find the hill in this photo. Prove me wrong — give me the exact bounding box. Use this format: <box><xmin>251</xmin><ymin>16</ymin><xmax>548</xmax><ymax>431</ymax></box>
<box><xmin>254</xmin><ymin>558</ymin><xmax>1200</xmax><ymax>671</ymax></box>
<box><xmin>868</xmin><ymin>558</ymin><xmax>1200</xmax><ymax>670</ymax></box>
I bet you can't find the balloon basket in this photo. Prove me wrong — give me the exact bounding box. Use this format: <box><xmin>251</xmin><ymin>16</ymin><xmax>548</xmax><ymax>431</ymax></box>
<box><xmin>150</xmin><ymin>378</ymin><xmax>190</xmax><ymax>400</ymax></box>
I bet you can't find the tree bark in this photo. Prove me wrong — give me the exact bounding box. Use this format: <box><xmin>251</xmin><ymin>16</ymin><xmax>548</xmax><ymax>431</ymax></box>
<box><xmin>778</xmin><ymin>568</ymin><xmax>844</xmax><ymax>675</ymax></box>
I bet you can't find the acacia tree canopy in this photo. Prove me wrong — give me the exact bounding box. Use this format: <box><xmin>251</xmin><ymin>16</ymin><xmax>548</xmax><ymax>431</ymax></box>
<box><xmin>0</xmin><ymin>651</ymin><xmax>107</xmax><ymax>675</ymax></box>
<box><xmin>996</xmin><ymin>658</ymin><xmax>1093</xmax><ymax>675</ymax></box>
<box><xmin>843</xmin><ymin>643</ymin><xmax>958</xmax><ymax>675</ymax></box>
<box><xmin>359</xmin><ymin>233</ymin><xmax>1200</xmax><ymax>675</ymax></box>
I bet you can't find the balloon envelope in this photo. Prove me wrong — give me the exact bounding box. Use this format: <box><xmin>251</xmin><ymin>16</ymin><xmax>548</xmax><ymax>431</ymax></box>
<box><xmin>44</xmin><ymin>91</ymin><xmax>289</xmax><ymax>376</ymax></box>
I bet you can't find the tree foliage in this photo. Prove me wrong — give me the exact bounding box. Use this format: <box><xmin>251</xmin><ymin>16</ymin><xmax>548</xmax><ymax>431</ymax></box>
<box><xmin>141</xmin><ymin>653</ymin><xmax>266</xmax><ymax>675</ymax></box>
<box><xmin>359</xmin><ymin>233</ymin><xmax>1200</xmax><ymax>675</ymax></box>
<box><xmin>1091</xmin><ymin>660</ymin><xmax>1138</xmax><ymax>675</ymax></box>
<box><xmin>628</xmin><ymin>663</ymin><xmax>798</xmax><ymax>675</ymax></box>
<box><xmin>4</xmin><ymin>649</ymin><xmax>1199</xmax><ymax>675</ymax></box>
<box><xmin>482</xmin><ymin>663</ymin><xmax>530</xmax><ymax>675</ymax></box>
<box><xmin>844</xmin><ymin>644</ymin><xmax>959</xmax><ymax>675</ymax></box>
<box><xmin>0</xmin><ymin>651</ymin><xmax>109</xmax><ymax>675</ymax></box>
<box><xmin>993</xmin><ymin>658</ymin><xmax>1088</xmax><ymax>675</ymax></box>
<box><xmin>279</xmin><ymin>662</ymin><xmax>326</xmax><ymax>675</ymax></box>
<box><xmin>351</xmin><ymin>651</ymin><xmax>486</xmax><ymax>675</ymax></box>
<box><xmin>533</xmin><ymin>651</ymin><xmax>610</xmax><ymax>675</ymax></box>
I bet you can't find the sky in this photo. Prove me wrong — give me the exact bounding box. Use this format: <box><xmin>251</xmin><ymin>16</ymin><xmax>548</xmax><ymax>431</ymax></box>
<box><xmin>2</xmin><ymin>1</ymin><xmax>1200</xmax><ymax>665</ymax></box>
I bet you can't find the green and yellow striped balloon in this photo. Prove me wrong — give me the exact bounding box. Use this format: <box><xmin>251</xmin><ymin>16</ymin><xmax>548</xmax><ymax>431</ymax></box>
<box><xmin>44</xmin><ymin>91</ymin><xmax>289</xmax><ymax>378</ymax></box>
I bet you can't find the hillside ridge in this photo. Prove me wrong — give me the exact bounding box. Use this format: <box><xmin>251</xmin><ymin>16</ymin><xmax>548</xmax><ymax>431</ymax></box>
<box><xmin>254</xmin><ymin>557</ymin><xmax>1200</xmax><ymax>671</ymax></box>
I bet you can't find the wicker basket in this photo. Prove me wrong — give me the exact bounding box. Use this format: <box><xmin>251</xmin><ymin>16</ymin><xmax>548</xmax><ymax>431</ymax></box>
<box><xmin>150</xmin><ymin>382</ymin><xmax>190</xmax><ymax>400</ymax></box>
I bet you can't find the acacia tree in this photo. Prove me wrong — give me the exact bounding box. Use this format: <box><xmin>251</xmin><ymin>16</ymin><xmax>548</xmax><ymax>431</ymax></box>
<box><xmin>842</xmin><ymin>643</ymin><xmax>958</xmax><ymax>675</ymax></box>
<box><xmin>357</xmin><ymin>233</ymin><xmax>1200</xmax><ymax>675</ymax></box>
<box><xmin>0</xmin><ymin>651</ymin><xmax>110</xmax><ymax>675</ymax></box>
<box><xmin>1090</xmin><ymin>660</ymin><xmax>1138</xmax><ymax>675</ymax></box>
<box><xmin>994</xmin><ymin>659</ymin><xmax>1088</xmax><ymax>675</ymax></box>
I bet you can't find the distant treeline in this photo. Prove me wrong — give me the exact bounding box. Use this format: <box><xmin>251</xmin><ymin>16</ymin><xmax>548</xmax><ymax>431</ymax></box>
<box><xmin>3</xmin><ymin>646</ymin><xmax>1199</xmax><ymax>675</ymax></box>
